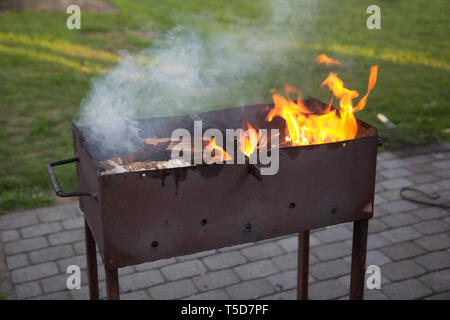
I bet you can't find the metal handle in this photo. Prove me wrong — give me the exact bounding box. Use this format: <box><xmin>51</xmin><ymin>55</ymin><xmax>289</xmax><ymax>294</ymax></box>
<box><xmin>46</xmin><ymin>157</ymin><xmax>94</xmax><ymax>198</ymax></box>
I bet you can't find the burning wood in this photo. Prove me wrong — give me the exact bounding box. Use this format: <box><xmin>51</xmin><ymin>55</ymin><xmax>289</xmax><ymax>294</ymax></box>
<box><xmin>99</xmin><ymin>137</ymin><xmax>225</xmax><ymax>174</ymax></box>
<box><xmin>100</xmin><ymin>158</ymin><xmax>192</xmax><ymax>175</ymax></box>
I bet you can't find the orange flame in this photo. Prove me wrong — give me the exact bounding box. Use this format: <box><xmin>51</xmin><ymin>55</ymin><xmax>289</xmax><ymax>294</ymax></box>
<box><xmin>316</xmin><ymin>54</ymin><xmax>340</xmax><ymax>66</ymax></box>
<box><xmin>267</xmin><ymin>64</ymin><xmax>378</xmax><ymax>146</ymax></box>
<box><xmin>205</xmin><ymin>137</ymin><xmax>232</xmax><ymax>163</ymax></box>
<box><xmin>354</xmin><ymin>65</ymin><xmax>378</xmax><ymax>112</ymax></box>
<box><xmin>239</xmin><ymin>123</ymin><xmax>260</xmax><ymax>157</ymax></box>
<box><xmin>205</xmin><ymin>56</ymin><xmax>377</xmax><ymax>160</ymax></box>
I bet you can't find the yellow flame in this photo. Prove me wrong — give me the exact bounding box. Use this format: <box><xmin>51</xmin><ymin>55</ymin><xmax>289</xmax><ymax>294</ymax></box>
<box><xmin>266</xmin><ymin>59</ymin><xmax>378</xmax><ymax>146</ymax></box>
<box><xmin>239</xmin><ymin>123</ymin><xmax>260</xmax><ymax>157</ymax></box>
<box><xmin>205</xmin><ymin>137</ymin><xmax>232</xmax><ymax>163</ymax></box>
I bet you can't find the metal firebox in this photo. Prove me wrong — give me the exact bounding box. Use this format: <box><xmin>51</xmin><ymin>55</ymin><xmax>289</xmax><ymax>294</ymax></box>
<box><xmin>47</xmin><ymin>99</ymin><xmax>379</xmax><ymax>300</ymax></box>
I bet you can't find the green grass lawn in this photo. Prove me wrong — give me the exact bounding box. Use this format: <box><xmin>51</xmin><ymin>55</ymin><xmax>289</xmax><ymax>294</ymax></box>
<box><xmin>0</xmin><ymin>0</ymin><xmax>449</xmax><ymax>214</ymax></box>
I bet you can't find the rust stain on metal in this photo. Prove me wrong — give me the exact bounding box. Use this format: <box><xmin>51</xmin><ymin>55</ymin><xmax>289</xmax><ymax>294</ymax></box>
<box><xmin>363</xmin><ymin>202</ymin><xmax>373</xmax><ymax>213</ymax></box>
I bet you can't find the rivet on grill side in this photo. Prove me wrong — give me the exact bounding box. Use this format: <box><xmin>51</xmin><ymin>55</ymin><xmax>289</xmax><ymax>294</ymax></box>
<box><xmin>331</xmin><ymin>208</ymin><xmax>337</xmax><ymax>215</ymax></box>
<box><xmin>289</xmin><ymin>202</ymin><xmax>296</xmax><ymax>209</ymax></box>
<box><xmin>245</xmin><ymin>223</ymin><xmax>252</xmax><ymax>230</ymax></box>
<box><xmin>201</xmin><ymin>219</ymin><xmax>207</xmax><ymax>226</ymax></box>
<box><xmin>151</xmin><ymin>241</ymin><xmax>158</xmax><ymax>248</ymax></box>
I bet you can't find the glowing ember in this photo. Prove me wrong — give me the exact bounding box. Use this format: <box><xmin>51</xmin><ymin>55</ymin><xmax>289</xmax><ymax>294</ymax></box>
<box><xmin>316</xmin><ymin>54</ymin><xmax>340</xmax><ymax>66</ymax></box>
<box><xmin>266</xmin><ymin>57</ymin><xmax>378</xmax><ymax>147</ymax></box>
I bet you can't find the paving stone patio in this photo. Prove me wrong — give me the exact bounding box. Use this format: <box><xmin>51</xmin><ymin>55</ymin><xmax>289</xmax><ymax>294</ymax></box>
<box><xmin>1</xmin><ymin>143</ymin><xmax>450</xmax><ymax>300</ymax></box>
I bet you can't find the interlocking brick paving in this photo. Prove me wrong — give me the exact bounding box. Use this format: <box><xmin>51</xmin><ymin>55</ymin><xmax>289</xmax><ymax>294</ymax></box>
<box><xmin>1</xmin><ymin>143</ymin><xmax>449</xmax><ymax>300</ymax></box>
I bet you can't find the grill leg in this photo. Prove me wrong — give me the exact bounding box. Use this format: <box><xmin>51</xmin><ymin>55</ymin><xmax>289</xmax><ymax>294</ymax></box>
<box><xmin>84</xmin><ymin>218</ymin><xmax>99</xmax><ymax>300</ymax></box>
<box><xmin>297</xmin><ymin>231</ymin><xmax>310</xmax><ymax>300</ymax></box>
<box><xmin>350</xmin><ymin>219</ymin><xmax>369</xmax><ymax>300</ymax></box>
<box><xmin>105</xmin><ymin>268</ymin><xmax>120</xmax><ymax>300</ymax></box>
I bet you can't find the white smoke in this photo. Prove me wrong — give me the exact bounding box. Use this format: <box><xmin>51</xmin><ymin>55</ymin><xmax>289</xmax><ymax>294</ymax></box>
<box><xmin>77</xmin><ymin>0</ymin><xmax>318</xmax><ymax>157</ymax></box>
